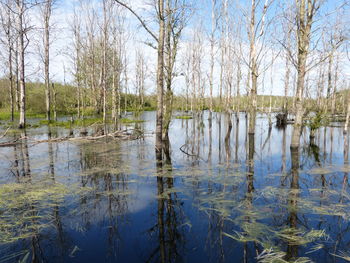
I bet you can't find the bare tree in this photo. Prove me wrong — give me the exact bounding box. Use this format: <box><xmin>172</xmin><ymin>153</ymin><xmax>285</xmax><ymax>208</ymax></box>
<box><xmin>208</xmin><ymin>0</ymin><xmax>218</xmax><ymax>116</ymax></box>
<box><xmin>290</xmin><ymin>0</ymin><xmax>320</xmax><ymax>149</ymax></box>
<box><xmin>163</xmin><ymin>0</ymin><xmax>191</xmax><ymax>139</ymax></box>
<box><xmin>15</xmin><ymin>0</ymin><xmax>27</xmax><ymax>128</ymax></box>
<box><xmin>114</xmin><ymin>0</ymin><xmax>165</xmax><ymax>147</ymax></box>
<box><xmin>111</xmin><ymin>7</ymin><xmax>125</xmax><ymax>124</ymax></box>
<box><xmin>0</xmin><ymin>0</ymin><xmax>15</xmax><ymax>121</ymax></box>
<box><xmin>101</xmin><ymin>0</ymin><xmax>112</xmax><ymax>125</ymax></box>
<box><xmin>243</xmin><ymin>0</ymin><xmax>273</xmax><ymax>135</ymax></box>
<box><xmin>40</xmin><ymin>0</ymin><xmax>54</xmax><ymax>121</ymax></box>
<box><xmin>71</xmin><ymin>7</ymin><xmax>82</xmax><ymax>119</ymax></box>
<box><xmin>344</xmin><ymin>92</ymin><xmax>350</xmax><ymax>134</ymax></box>
<box><xmin>113</xmin><ymin>0</ymin><xmax>191</xmax><ymax>144</ymax></box>
<box><xmin>135</xmin><ymin>48</ymin><xmax>147</xmax><ymax>111</ymax></box>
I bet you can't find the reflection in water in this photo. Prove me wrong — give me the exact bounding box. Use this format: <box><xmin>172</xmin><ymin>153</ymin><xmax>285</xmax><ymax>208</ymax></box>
<box><xmin>0</xmin><ymin>112</ymin><xmax>350</xmax><ymax>262</ymax></box>
<box><xmin>151</xmin><ymin>138</ymin><xmax>184</xmax><ymax>263</ymax></box>
<box><xmin>286</xmin><ymin>147</ymin><xmax>300</xmax><ymax>261</ymax></box>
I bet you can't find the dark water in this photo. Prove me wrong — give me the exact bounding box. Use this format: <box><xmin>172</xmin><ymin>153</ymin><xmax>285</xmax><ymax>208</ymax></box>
<box><xmin>0</xmin><ymin>111</ymin><xmax>349</xmax><ymax>263</ymax></box>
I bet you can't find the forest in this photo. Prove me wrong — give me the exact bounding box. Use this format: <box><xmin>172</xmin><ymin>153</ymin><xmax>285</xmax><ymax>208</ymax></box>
<box><xmin>0</xmin><ymin>0</ymin><xmax>349</xmax><ymax>262</ymax></box>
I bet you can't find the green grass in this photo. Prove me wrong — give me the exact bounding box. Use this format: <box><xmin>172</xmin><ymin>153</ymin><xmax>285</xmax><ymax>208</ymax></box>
<box><xmin>38</xmin><ymin>118</ymin><xmax>106</xmax><ymax>129</ymax></box>
<box><xmin>120</xmin><ymin>118</ymin><xmax>145</xmax><ymax>124</ymax></box>
<box><xmin>38</xmin><ymin>117</ymin><xmax>145</xmax><ymax>128</ymax></box>
<box><xmin>175</xmin><ymin>115</ymin><xmax>193</xmax><ymax>120</ymax></box>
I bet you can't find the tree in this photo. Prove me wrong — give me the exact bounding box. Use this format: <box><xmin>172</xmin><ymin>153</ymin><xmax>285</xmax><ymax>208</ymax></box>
<box><xmin>163</xmin><ymin>0</ymin><xmax>191</xmax><ymax>139</ymax></box>
<box><xmin>113</xmin><ymin>0</ymin><xmax>165</xmax><ymax>148</ymax></box>
<box><xmin>40</xmin><ymin>0</ymin><xmax>54</xmax><ymax>121</ymax></box>
<box><xmin>15</xmin><ymin>0</ymin><xmax>27</xmax><ymax>128</ymax></box>
<box><xmin>135</xmin><ymin>48</ymin><xmax>146</xmax><ymax>111</ymax></box>
<box><xmin>0</xmin><ymin>0</ymin><xmax>15</xmax><ymax>121</ymax></box>
<box><xmin>208</xmin><ymin>0</ymin><xmax>218</xmax><ymax>116</ymax></box>
<box><xmin>290</xmin><ymin>0</ymin><xmax>320</xmax><ymax>149</ymax></box>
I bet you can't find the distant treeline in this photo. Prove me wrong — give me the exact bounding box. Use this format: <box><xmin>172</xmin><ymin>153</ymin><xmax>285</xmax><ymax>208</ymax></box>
<box><xmin>0</xmin><ymin>78</ymin><xmax>349</xmax><ymax>121</ymax></box>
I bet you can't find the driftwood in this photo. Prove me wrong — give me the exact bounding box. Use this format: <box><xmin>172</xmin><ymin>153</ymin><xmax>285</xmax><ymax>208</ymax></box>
<box><xmin>0</xmin><ymin>129</ymin><xmax>142</xmax><ymax>148</ymax></box>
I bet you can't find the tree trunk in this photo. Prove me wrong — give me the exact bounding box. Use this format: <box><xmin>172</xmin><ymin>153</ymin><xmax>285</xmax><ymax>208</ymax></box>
<box><xmin>102</xmin><ymin>0</ymin><xmax>108</xmax><ymax>125</ymax></box>
<box><xmin>9</xmin><ymin>47</ymin><xmax>14</xmax><ymax>122</ymax></box>
<box><xmin>8</xmin><ymin>31</ymin><xmax>14</xmax><ymax>122</ymax></box>
<box><xmin>44</xmin><ymin>0</ymin><xmax>52</xmax><ymax>121</ymax></box>
<box><xmin>17</xmin><ymin>0</ymin><xmax>26</xmax><ymax>129</ymax></box>
<box><xmin>209</xmin><ymin>0</ymin><xmax>216</xmax><ymax>114</ymax></box>
<box><xmin>156</xmin><ymin>0</ymin><xmax>165</xmax><ymax>147</ymax></box>
<box><xmin>112</xmin><ymin>46</ymin><xmax>117</xmax><ymax>125</ymax></box>
<box><xmin>52</xmin><ymin>83</ymin><xmax>57</xmax><ymax>121</ymax></box>
<box><xmin>248</xmin><ymin>0</ymin><xmax>257</xmax><ymax>135</ymax></box>
<box><xmin>290</xmin><ymin>0</ymin><xmax>315</xmax><ymax>149</ymax></box>
<box><xmin>344</xmin><ymin>95</ymin><xmax>350</xmax><ymax>135</ymax></box>
<box><xmin>163</xmin><ymin>0</ymin><xmax>173</xmax><ymax>139</ymax></box>
<box><xmin>283</xmin><ymin>54</ymin><xmax>290</xmax><ymax>113</ymax></box>
<box><xmin>15</xmin><ymin>40</ymin><xmax>20</xmax><ymax>112</ymax></box>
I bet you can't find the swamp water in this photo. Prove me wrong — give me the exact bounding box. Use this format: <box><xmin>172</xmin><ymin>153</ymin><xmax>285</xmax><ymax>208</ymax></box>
<box><xmin>0</xmin><ymin>111</ymin><xmax>349</xmax><ymax>263</ymax></box>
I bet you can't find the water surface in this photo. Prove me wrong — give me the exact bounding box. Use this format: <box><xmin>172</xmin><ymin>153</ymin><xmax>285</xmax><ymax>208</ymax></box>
<box><xmin>0</xmin><ymin>111</ymin><xmax>349</xmax><ymax>263</ymax></box>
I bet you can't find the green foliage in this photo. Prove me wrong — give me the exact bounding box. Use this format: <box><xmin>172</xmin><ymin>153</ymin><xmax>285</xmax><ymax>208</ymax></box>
<box><xmin>308</xmin><ymin>111</ymin><xmax>329</xmax><ymax>132</ymax></box>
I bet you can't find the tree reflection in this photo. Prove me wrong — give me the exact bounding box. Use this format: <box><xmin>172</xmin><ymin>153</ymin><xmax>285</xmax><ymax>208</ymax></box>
<box><xmin>149</xmin><ymin>137</ymin><xmax>184</xmax><ymax>263</ymax></box>
<box><xmin>285</xmin><ymin>147</ymin><xmax>300</xmax><ymax>261</ymax></box>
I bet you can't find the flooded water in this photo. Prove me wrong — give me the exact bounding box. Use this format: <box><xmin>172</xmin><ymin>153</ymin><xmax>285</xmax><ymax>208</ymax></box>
<box><xmin>0</xmin><ymin>111</ymin><xmax>349</xmax><ymax>263</ymax></box>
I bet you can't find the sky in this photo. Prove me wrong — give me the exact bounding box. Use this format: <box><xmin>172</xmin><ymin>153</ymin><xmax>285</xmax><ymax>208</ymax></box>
<box><xmin>2</xmin><ymin>0</ymin><xmax>349</xmax><ymax>97</ymax></box>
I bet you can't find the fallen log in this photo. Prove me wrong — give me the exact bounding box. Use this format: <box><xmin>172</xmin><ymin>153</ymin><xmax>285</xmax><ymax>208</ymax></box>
<box><xmin>0</xmin><ymin>129</ymin><xmax>143</xmax><ymax>147</ymax></box>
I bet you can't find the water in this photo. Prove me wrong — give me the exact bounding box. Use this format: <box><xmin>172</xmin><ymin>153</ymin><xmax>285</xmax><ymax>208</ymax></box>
<box><xmin>0</xmin><ymin>111</ymin><xmax>349</xmax><ymax>263</ymax></box>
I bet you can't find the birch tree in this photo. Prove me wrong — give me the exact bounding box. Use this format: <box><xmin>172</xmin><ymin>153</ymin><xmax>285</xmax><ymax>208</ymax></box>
<box><xmin>40</xmin><ymin>0</ymin><xmax>54</xmax><ymax>121</ymax></box>
<box><xmin>290</xmin><ymin>0</ymin><xmax>320</xmax><ymax>149</ymax></box>
<box><xmin>15</xmin><ymin>0</ymin><xmax>28</xmax><ymax>128</ymax></box>
<box><xmin>114</xmin><ymin>0</ymin><xmax>165</xmax><ymax>148</ymax></box>
<box><xmin>0</xmin><ymin>1</ymin><xmax>15</xmax><ymax>121</ymax></box>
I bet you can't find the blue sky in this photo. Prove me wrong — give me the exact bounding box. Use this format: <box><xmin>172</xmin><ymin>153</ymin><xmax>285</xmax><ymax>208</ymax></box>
<box><xmin>14</xmin><ymin>0</ymin><xmax>350</xmax><ymax>97</ymax></box>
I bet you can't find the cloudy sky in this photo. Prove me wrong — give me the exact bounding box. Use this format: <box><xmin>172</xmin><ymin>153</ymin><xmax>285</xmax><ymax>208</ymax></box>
<box><xmin>3</xmin><ymin>0</ymin><xmax>349</xmax><ymax>97</ymax></box>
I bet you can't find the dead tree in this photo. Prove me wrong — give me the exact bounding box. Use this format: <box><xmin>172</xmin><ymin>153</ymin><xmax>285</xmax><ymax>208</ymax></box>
<box><xmin>290</xmin><ymin>0</ymin><xmax>320</xmax><ymax>149</ymax></box>
<box><xmin>0</xmin><ymin>1</ymin><xmax>15</xmax><ymax>121</ymax></box>
<box><xmin>113</xmin><ymin>0</ymin><xmax>166</xmax><ymax>148</ymax></box>
<box><xmin>208</xmin><ymin>0</ymin><xmax>218</xmax><ymax>116</ymax></box>
<box><xmin>40</xmin><ymin>0</ymin><xmax>54</xmax><ymax>121</ymax></box>
<box><xmin>163</xmin><ymin>0</ymin><xmax>191</xmax><ymax>139</ymax></box>
<box><xmin>15</xmin><ymin>0</ymin><xmax>27</xmax><ymax>129</ymax></box>
<box><xmin>243</xmin><ymin>0</ymin><xmax>273</xmax><ymax>135</ymax></box>
<box><xmin>135</xmin><ymin>48</ymin><xmax>146</xmax><ymax>111</ymax></box>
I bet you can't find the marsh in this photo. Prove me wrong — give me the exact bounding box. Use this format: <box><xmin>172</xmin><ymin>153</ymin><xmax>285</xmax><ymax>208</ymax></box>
<box><xmin>0</xmin><ymin>111</ymin><xmax>349</xmax><ymax>262</ymax></box>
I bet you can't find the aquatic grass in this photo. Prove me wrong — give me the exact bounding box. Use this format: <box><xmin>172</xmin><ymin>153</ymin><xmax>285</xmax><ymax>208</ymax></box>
<box><xmin>224</xmin><ymin>221</ymin><xmax>275</xmax><ymax>245</ymax></box>
<box><xmin>331</xmin><ymin>251</ymin><xmax>350</xmax><ymax>261</ymax></box>
<box><xmin>273</xmin><ymin>228</ymin><xmax>328</xmax><ymax>246</ymax></box>
<box><xmin>0</xmin><ymin>180</ymin><xmax>69</xmax><ymax>244</ymax></box>
<box><xmin>307</xmin><ymin>167</ymin><xmax>333</xmax><ymax>175</ymax></box>
<box><xmin>306</xmin><ymin>244</ymin><xmax>324</xmax><ymax>254</ymax></box>
<box><xmin>257</xmin><ymin>249</ymin><xmax>313</xmax><ymax>263</ymax></box>
<box><xmin>0</xmin><ymin>250</ymin><xmax>29</xmax><ymax>263</ymax></box>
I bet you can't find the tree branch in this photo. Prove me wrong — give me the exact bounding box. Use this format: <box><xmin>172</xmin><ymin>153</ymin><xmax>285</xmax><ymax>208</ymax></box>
<box><xmin>113</xmin><ymin>0</ymin><xmax>158</xmax><ymax>42</ymax></box>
